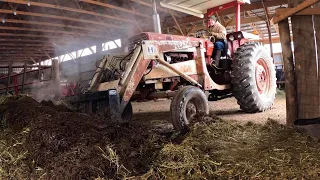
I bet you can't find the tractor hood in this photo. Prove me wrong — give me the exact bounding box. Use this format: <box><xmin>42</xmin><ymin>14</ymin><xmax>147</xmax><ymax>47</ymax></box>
<box><xmin>160</xmin><ymin>0</ymin><xmax>251</xmax><ymax>18</ymax></box>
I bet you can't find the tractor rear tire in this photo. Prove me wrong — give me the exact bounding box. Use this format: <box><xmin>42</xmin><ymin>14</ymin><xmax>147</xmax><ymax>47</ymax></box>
<box><xmin>231</xmin><ymin>42</ymin><xmax>276</xmax><ymax>113</ymax></box>
<box><xmin>170</xmin><ymin>86</ymin><xmax>209</xmax><ymax>131</ymax></box>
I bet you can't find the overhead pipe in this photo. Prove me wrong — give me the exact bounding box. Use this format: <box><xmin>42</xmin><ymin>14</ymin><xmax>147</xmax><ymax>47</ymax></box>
<box><xmin>152</xmin><ymin>0</ymin><xmax>162</xmax><ymax>33</ymax></box>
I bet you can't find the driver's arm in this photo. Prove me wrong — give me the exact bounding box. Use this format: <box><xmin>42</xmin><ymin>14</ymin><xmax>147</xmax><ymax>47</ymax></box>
<box><xmin>209</xmin><ymin>23</ymin><xmax>227</xmax><ymax>40</ymax></box>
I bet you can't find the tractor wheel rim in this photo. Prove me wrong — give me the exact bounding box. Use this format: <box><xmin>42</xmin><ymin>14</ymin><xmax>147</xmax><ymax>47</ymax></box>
<box><xmin>186</xmin><ymin>101</ymin><xmax>197</xmax><ymax>121</ymax></box>
<box><xmin>255</xmin><ymin>58</ymin><xmax>270</xmax><ymax>95</ymax></box>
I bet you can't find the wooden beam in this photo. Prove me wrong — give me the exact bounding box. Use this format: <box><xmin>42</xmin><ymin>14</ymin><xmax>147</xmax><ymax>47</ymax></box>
<box><xmin>130</xmin><ymin>0</ymin><xmax>166</xmax><ymax>12</ymax></box>
<box><xmin>0</xmin><ymin>26</ymin><xmax>105</xmax><ymax>38</ymax></box>
<box><xmin>227</xmin><ymin>16</ymin><xmax>267</xmax><ymax>26</ymax></box>
<box><xmin>0</xmin><ymin>57</ymin><xmax>39</xmax><ymax>59</ymax></box>
<box><xmin>221</xmin><ymin>0</ymin><xmax>288</xmax><ymax>15</ymax></box>
<box><xmin>0</xmin><ymin>59</ymin><xmax>39</xmax><ymax>62</ymax></box>
<box><xmin>0</xmin><ymin>51</ymin><xmax>54</xmax><ymax>55</ymax></box>
<box><xmin>164</xmin><ymin>0</ymin><xmax>287</xmax><ymax>27</ymax></box>
<box><xmin>174</xmin><ymin>16</ymin><xmax>268</xmax><ymax>34</ymax></box>
<box><xmin>0</xmin><ymin>52</ymin><xmax>54</xmax><ymax>56</ymax></box>
<box><xmin>289</xmin><ymin>0</ymin><xmax>320</xmax><ymax>120</ymax></box>
<box><xmin>130</xmin><ymin>0</ymin><xmax>181</xmax><ymax>18</ymax></box>
<box><xmin>1</xmin><ymin>0</ymin><xmax>134</xmax><ymax>23</ymax></box>
<box><xmin>169</xmin><ymin>9</ymin><xmax>184</xmax><ymax>36</ymax></box>
<box><xmin>0</xmin><ymin>32</ymin><xmax>61</xmax><ymax>38</ymax></box>
<box><xmin>0</xmin><ymin>57</ymin><xmax>36</xmax><ymax>59</ymax></box>
<box><xmin>6</xmin><ymin>61</ymin><xmax>12</xmax><ymax>93</ymax></box>
<box><xmin>0</xmin><ymin>39</ymin><xmax>47</xmax><ymax>43</ymax></box>
<box><xmin>0</xmin><ymin>50</ymin><xmax>54</xmax><ymax>53</ymax></box>
<box><xmin>272</xmin><ymin>0</ymin><xmax>320</xmax><ymax>24</ymax></box>
<box><xmin>0</xmin><ymin>54</ymin><xmax>50</xmax><ymax>57</ymax></box>
<box><xmin>167</xmin><ymin>16</ymin><xmax>269</xmax><ymax>33</ymax></box>
<box><xmin>0</xmin><ymin>43</ymin><xmax>53</xmax><ymax>47</ymax></box>
<box><xmin>0</xmin><ymin>47</ymin><xmax>54</xmax><ymax>50</ymax></box>
<box><xmin>278</xmin><ymin>19</ymin><xmax>297</xmax><ymax>125</ymax></box>
<box><xmin>261</xmin><ymin>0</ymin><xmax>273</xmax><ymax>58</ymax></box>
<box><xmin>257</xmin><ymin>37</ymin><xmax>280</xmax><ymax>44</ymax></box>
<box><xmin>79</xmin><ymin>0</ymin><xmax>150</xmax><ymax>18</ymax></box>
<box><xmin>21</xmin><ymin>59</ymin><xmax>27</xmax><ymax>93</ymax></box>
<box><xmin>0</xmin><ymin>9</ymin><xmax>127</xmax><ymax>29</ymax></box>
<box><xmin>0</xmin><ymin>38</ymin><xmax>95</xmax><ymax>46</ymax></box>
<box><xmin>4</xmin><ymin>19</ymin><xmax>105</xmax><ymax>33</ymax></box>
<box><xmin>276</xmin><ymin>7</ymin><xmax>320</xmax><ymax>15</ymax></box>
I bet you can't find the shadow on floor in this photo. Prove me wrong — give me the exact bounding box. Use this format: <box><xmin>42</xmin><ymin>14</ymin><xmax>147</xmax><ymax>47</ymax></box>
<box><xmin>133</xmin><ymin>111</ymin><xmax>171</xmax><ymax>121</ymax></box>
<box><xmin>212</xmin><ymin>109</ymin><xmax>245</xmax><ymax>116</ymax></box>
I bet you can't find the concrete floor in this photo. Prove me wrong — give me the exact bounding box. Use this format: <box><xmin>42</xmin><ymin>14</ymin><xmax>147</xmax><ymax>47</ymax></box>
<box><xmin>132</xmin><ymin>94</ymin><xmax>286</xmax><ymax>125</ymax></box>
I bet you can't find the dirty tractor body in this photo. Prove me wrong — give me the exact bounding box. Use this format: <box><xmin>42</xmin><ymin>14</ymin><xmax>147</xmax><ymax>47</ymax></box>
<box><xmin>67</xmin><ymin>0</ymin><xmax>276</xmax><ymax>130</ymax></box>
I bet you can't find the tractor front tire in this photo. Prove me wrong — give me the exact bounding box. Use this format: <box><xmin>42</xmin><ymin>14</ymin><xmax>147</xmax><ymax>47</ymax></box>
<box><xmin>170</xmin><ymin>86</ymin><xmax>209</xmax><ymax>131</ymax></box>
<box><xmin>231</xmin><ymin>42</ymin><xmax>276</xmax><ymax>113</ymax></box>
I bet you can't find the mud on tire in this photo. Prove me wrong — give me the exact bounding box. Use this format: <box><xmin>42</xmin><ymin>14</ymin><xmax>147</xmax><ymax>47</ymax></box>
<box><xmin>170</xmin><ymin>86</ymin><xmax>209</xmax><ymax>131</ymax></box>
<box><xmin>231</xmin><ymin>42</ymin><xmax>276</xmax><ymax>113</ymax></box>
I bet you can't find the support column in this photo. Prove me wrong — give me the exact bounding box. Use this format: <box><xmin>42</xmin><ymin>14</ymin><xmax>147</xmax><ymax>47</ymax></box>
<box><xmin>261</xmin><ymin>0</ymin><xmax>274</xmax><ymax>58</ymax></box>
<box><xmin>96</xmin><ymin>43</ymin><xmax>102</xmax><ymax>54</ymax></box>
<box><xmin>279</xmin><ymin>19</ymin><xmax>297</xmax><ymax>125</ymax></box>
<box><xmin>6</xmin><ymin>61</ymin><xmax>12</xmax><ymax>94</ymax></box>
<box><xmin>290</xmin><ymin>0</ymin><xmax>318</xmax><ymax>120</ymax></box>
<box><xmin>37</xmin><ymin>61</ymin><xmax>41</xmax><ymax>80</ymax></box>
<box><xmin>52</xmin><ymin>59</ymin><xmax>61</xmax><ymax>99</ymax></box>
<box><xmin>21</xmin><ymin>60</ymin><xmax>27</xmax><ymax>94</ymax></box>
<box><xmin>236</xmin><ymin>3</ymin><xmax>241</xmax><ymax>31</ymax></box>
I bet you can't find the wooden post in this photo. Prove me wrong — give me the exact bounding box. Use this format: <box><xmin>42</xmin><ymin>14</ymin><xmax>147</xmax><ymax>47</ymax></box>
<box><xmin>278</xmin><ymin>19</ymin><xmax>297</xmax><ymax>125</ymax></box>
<box><xmin>6</xmin><ymin>61</ymin><xmax>12</xmax><ymax>94</ymax></box>
<box><xmin>290</xmin><ymin>0</ymin><xmax>319</xmax><ymax>119</ymax></box>
<box><xmin>50</xmin><ymin>59</ymin><xmax>53</xmax><ymax>80</ymax></box>
<box><xmin>315</xmin><ymin>4</ymin><xmax>320</xmax><ymax>121</ymax></box>
<box><xmin>37</xmin><ymin>61</ymin><xmax>41</xmax><ymax>80</ymax></box>
<box><xmin>169</xmin><ymin>9</ymin><xmax>184</xmax><ymax>36</ymax></box>
<box><xmin>21</xmin><ymin>59</ymin><xmax>27</xmax><ymax>93</ymax></box>
<box><xmin>52</xmin><ymin>59</ymin><xmax>61</xmax><ymax>98</ymax></box>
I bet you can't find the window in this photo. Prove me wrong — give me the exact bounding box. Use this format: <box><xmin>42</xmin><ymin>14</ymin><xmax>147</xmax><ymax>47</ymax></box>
<box><xmin>78</xmin><ymin>46</ymin><xmax>96</xmax><ymax>57</ymax></box>
<box><xmin>37</xmin><ymin>39</ymin><xmax>122</xmax><ymax>64</ymax></box>
<box><xmin>102</xmin><ymin>40</ymin><xmax>120</xmax><ymax>51</ymax></box>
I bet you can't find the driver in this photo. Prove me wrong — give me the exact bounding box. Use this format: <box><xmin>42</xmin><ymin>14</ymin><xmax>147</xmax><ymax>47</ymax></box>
<box><xmin>208</xmin><ymin>15</ymin><xmax>227</xmax><ymax>67</ymax></box>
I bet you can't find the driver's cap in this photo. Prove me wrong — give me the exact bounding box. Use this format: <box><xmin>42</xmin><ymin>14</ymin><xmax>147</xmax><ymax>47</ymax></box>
<box><xmin>209</xmin><ymin>15</ymin><xmax>217</xmax><ymax>22</ymax></box>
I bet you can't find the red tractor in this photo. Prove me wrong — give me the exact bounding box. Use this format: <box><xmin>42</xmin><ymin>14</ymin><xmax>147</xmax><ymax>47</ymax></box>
<box><xmin>69</xmin><ymin>0</ymin><xmax>276</xmax><ymax>131</ymax></box>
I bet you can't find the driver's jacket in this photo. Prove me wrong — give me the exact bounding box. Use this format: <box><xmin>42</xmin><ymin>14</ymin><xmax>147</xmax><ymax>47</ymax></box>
<box><xmin>208</xmin><ymin>21</ymin><xmax>227</xmax><ymax>41</ymax></box>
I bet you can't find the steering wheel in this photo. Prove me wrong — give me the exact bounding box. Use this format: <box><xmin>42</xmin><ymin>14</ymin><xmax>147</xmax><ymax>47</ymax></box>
<box><xmin>195</xmin><ymin>29</ymin><xmax>210</xmax><ymax>38</ymax></box>
<box><xmin>194</xmin><ymin>29</ymin><xmax>215</xmax><ymax>43</ymax></box>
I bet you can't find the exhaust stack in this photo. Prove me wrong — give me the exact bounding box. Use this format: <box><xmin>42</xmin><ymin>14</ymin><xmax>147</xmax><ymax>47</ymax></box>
<box><xmin>152</xmin><ymin>0</ymin><xmax>162</xmax><ymax>34</ymax></box>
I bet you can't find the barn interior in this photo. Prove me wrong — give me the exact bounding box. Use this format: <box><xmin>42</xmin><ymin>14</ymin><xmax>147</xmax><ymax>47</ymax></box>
<box><xmin>0</xmin><ymin>0</ymin><xmax>320</xmax><ymax>179</ymax></box>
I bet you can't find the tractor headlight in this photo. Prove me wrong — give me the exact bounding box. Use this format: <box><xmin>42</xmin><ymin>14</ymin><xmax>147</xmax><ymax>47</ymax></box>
<box><xmin>229</xmin><ymin>35</ymin><xmax>234</xmax><ymax>41</ymax></box>
<box><xmin>237</xmin><ymin>33</ymin><xmax>242</xmax><ymax>39</ymax></box>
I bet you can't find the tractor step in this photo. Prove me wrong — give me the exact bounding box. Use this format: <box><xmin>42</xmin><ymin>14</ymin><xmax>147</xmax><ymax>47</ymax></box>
<box><xmin>208</xmin><ymin>93</ymin><xmax>233</xmax><ymax>101</ymax></box>
<box><xmin>208</xmin><ymin>89</ymin><xmax>233</xmax><ymax>101</ymax></box>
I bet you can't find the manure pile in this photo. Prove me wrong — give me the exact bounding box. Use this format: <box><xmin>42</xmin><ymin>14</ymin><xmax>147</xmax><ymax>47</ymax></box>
<box><xmin>0</xmin><ymin>95</ymin><xmax>320</xmax><ymax>179</ymax></box>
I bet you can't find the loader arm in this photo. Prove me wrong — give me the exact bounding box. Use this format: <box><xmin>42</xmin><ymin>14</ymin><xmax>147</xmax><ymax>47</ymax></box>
<box><xmin>87</xmin><ymin>44</ymin><xmax>150</xmax><ymax>114</ymax></box>
<box><xmin>88</xmin><ymin>56</ymin><xmax>108</xmax><ymax>92</ymax></box>
<box><xmin>119</xmin><ymin>46</ymin><xmax>151</xmax><ymax>113</ymax></box>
